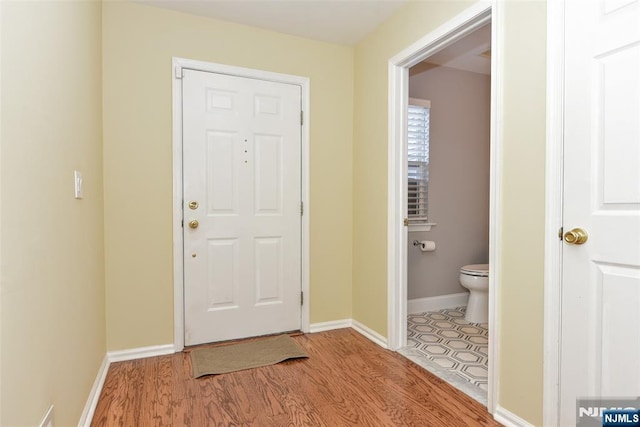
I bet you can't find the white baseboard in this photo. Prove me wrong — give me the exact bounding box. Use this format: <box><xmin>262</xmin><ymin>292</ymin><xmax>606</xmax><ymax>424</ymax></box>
<box><xmin>493</xmin><ymin>405</ymin><xmax>535</xmax><ymax>427</ymax></box>
<box><xmin>407</xmin><ymin>292</ymin><xmax>469</xmax><ymax>314</ymax></box>
<box><xmin>107</xmin><ymin>344</ymin><xmax>175</xmax><ymax>363</ymax></box>
<box><xmin>309</xmin><ymin>319</ymin><xmax>352</xmax><ymax>333</ymax></box>
<box><xmin>78</xmin><ymin>355</ymin><xmax>109</xmax><ymax>427</ymax></box>
<box><xmin>351</xmin><ymin>319</ymin><xmax>388</xmax><ymax>349</ymax></box>
<box><xmin>310</xmin><ymin>318</ymin><xmax>388</xmax><ymax>349</ymax></box>
<box><xmin>78</xmin><ymin>344</ymin><xmax>176</xmax><ymax>426</ymax></box>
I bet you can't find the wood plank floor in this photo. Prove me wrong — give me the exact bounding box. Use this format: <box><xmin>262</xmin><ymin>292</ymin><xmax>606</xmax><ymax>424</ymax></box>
<box><xmin>92</xmin><ymin>328</ymin><xmax>501</xmax><ymax>426</ymax></box>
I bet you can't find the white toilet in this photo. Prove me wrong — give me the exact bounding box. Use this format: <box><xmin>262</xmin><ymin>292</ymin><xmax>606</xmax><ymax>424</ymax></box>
<box><xmin>459</xmin><ymin>264</ymin><xmax>489</xmax><ymax>323</ymax></box>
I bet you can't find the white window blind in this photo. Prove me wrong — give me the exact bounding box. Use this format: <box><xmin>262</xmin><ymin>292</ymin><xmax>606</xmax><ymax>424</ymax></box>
<box><xmin>408</xmin><ymin>99</ymin><xmax>430</xmax><ymax>224</ymax></box>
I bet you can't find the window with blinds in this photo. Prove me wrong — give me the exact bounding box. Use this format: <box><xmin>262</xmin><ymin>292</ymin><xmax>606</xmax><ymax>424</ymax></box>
<box><xmin>408</xmin><ymin>99</ymin><xmax>431</xmax><ymax>225</ymax></box>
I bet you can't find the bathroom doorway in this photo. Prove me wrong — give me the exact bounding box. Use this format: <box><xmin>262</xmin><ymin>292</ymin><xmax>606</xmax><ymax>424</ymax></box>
<box><xmin>402</xmin><ymin>23</ymin><xmax>491</xmax><ymax>404</ymax></box>
<box><xmin>386</xmin><ymin>2</ymin><xmax>500</xmax><ymax>413</ymax></box>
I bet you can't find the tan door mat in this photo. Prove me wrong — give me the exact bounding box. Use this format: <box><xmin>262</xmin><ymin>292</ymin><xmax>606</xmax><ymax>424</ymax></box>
<box><xmin>190</xmin><ymin>334</ymin><xmax>308</xmax><ymax>378</ymax></box>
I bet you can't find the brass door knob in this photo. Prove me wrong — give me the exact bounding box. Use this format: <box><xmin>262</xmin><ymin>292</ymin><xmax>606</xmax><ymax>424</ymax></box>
<box><xmin>564</xmin><ymin>228</ymin><xmax>588</xmax><ymax>245</ymax></box>
<box><xmin>188</xmin><ymin>220</ymin><xmax>199</xmax><ymax>229</ymax></box>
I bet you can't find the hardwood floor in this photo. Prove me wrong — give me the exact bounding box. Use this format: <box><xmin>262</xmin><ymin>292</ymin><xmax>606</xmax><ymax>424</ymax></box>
<box><xmin>92</xmin><ymin>328</ymin><xmax>501</xmax><ymax>426</ymax></box>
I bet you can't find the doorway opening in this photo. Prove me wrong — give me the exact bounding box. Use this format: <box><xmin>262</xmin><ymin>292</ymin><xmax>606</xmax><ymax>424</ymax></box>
<box><xmin>386</xmin><ymin>2</ymin><xmax>501</xmax><ymax>413</ymax></box>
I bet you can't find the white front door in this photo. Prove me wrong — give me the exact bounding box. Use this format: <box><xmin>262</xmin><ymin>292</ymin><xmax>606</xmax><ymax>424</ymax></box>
<box><xmin>182</xmin><ymin>69</ymin><xmax>302</xmax><ymax>346</ymax></box>
<box><xmin>560</xmin><ymin>0</ymin><xmax>640</xmax><ymax>424</ymax></box>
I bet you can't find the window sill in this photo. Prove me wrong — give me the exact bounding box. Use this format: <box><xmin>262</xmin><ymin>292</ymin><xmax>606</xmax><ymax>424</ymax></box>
<box><xmin>408</xmin><ymin>223</ymin><xmax>436</xmax><ymax>232</ymax></box>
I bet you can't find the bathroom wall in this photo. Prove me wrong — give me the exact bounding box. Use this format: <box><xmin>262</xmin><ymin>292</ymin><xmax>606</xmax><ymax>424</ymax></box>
<box><xmin>407</xmin><ymin>65</ymin><xmax>491</xmax><ymax>300</ymax></box>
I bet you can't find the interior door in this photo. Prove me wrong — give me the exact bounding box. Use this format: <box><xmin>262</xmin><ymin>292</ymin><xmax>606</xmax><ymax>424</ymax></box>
<box><xmin>560</xmin><ymin>0</ymin><xmax>640</xmax><ymax>424</ymax></box>
<box><xmin>182</xmin><ymin>69</ymin><xmax>302</xmax><ymax>346</ymax></box>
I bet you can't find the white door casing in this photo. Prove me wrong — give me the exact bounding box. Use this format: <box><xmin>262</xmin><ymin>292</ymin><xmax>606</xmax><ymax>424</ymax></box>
<box><xmin>558</xmin><ymin>0</ymin><xmax>640</xmax><ymax>424</ymax></box>
<box><xmin>181</xmin><ymin>68</ymin><xmax>303</xmax><ymax>346</ymax></box>
<box><xmin>387</xmin><ymin>1</ymin><xmax>499</xmax><ymax>413</ymax></box>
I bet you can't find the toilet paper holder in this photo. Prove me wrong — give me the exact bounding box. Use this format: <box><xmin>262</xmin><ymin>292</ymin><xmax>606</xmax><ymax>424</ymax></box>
<box><xmin>413</xmin><ymin>240</ymin><xmax>436</xmax><ymax>252</ymax></box>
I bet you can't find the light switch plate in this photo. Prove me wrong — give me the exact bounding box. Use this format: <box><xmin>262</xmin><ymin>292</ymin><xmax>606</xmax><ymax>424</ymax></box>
<box><xmin>74</xmin><ymin>170</ymin><xmax>83</xmax><ymax>199</ymax></box>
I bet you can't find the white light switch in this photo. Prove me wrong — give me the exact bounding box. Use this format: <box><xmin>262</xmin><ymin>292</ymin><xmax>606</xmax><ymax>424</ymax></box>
<box><xmin>74</xmin><ymin>170</ymin><xmax>83</xmax><ymax>199</ymax></box>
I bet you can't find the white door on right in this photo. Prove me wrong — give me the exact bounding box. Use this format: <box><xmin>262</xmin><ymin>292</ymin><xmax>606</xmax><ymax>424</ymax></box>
<box><xmin>561</xmin><ymin>0</ymin><xmax>640</xmax><ymax>425</ymax></box>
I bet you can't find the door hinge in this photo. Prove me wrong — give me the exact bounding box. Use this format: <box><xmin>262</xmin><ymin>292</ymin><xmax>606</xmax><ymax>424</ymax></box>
<box><xmin>175</xmin><ymin>66</ymin><xmax>183</xmax><ymax>79</ymax></box>
<box><xmin>301</xmin><ymin>291</ymin><xmax>304</xmax><ymax>305</ymax></box>
<box><xmin>558</xmin><ymin>226</ymin><xmax>563</xmax><ymax>240</ymax></box>
<box><xmin>300</xmin><ymin>111</ymin><xmax>304</xmax><ymax>126</ymax></box>
<box><xmin>300</xmin><ymin>201</ymin><xmax>304</xmax><ymax>216</ymax></box>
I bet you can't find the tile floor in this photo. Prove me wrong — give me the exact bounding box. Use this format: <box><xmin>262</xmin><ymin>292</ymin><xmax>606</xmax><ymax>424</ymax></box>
<box><xmin>398</xmin><ymin>306</ymin><xmax>488</xmax><ymax>404</ymax></box>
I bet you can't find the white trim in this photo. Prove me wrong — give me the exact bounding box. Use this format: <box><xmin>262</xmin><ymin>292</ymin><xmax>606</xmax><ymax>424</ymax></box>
<box><xmin>172</xmin><ymin>59</ymin><xmax>185</xmax><ymax>352</ymax></box>
<box><xmin>352</xmin><ymin>320</ymin><xmax>388</xmax><ymax>349</ymax></box>
<box><xmin>300</xmin><ymin>77</ymin><xmax>311</xmax><ymax>335</ymax></box>
<box><xmin>107</xmin><ymin>344</ymin><xmax>175</xmax><ymax>363</ymax></box>
<box><xmin>310</xmin><ymin>320</ymin><xmax>388</xmax><ymax>349</ymax></box>
<box><xmin>389</xmin><ymin>1</ymin><xmax>492</xmax><ymax>68</ymax></box>
<box><xmin>171</xmin><ymin>58</ymin><xmax>311</xmax><ymax>350</ymax></box>
<box><xmin>79</xmin><ymin>345</ymin><xmax>175</xmax><ymax>426</ymax></box>
<box><xmin>493</xmin><ymin>405</ymin><xmax>535</xmax><ymax>427</ymax></box>
<box><xmin>408</xmin><ymin>223</ymin><xmax>436</xmax><ymax>232</ymax></box>
<box><xmin>309</xmin><ymin>319</ymin><xmax>352</xmax><ymax>333</ymax></box>
<box><xmin>387</xmin><ymin>49</ymin><xmax>408</xmax><ymax>351</ymax></box>
<box><xmin>543</xmin><ymin>0</ymin><xmax>565</xmax><ymax>425</ymax></box>
<box><xmin>486</xmin><ymin>0</ymin><xmax>503</xmax><ymax>415</ymax></box>
<box><xmin>407</xmin><ymin>292</ymin><xmax>469</xmax><ymax>314</ymax></box>
<box><xmin>39</xmin><ymin>405</ymin><xmax>54</xmax><ymax>427</ymax></box>
<box><xmin>77</xmin><ymin>355</ymin><xmax>109</xmax><ymax>427</ymax></box>
<box><xmin>387</xmin><ymin>0</ymin><xmax>492</xmax><ymax>349</ymax></box>
<box><xmin>387</xmin><ymin>0</ymin><xmax>499</xmax><ymax>414</ymax></box>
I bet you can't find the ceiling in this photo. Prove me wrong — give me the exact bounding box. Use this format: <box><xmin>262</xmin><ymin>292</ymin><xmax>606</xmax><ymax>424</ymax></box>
<box><xmin>137</xmin><ymin>0</ymin><xmax>408</xmax><ymax>46</ymax></box>
<box><xmin>421</xmin><ymin>24</ymin><xmax>492</xmax><ymax>75</ymax></box>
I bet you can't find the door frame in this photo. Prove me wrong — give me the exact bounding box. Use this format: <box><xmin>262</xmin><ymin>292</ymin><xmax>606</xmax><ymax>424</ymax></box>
<box><xmin>386</xmin><ymin>1</ymin><xmax>501</xmax><ymax>413</ymax></box>
<box><xmin>543</xmin><ymin>0</ymin><xmax>566</xmax><ymax>424</ymax></box>
<box><xmin>171</xmin><ymin>57</ymin><xmax>311</xmax><ymax>351</ymax></box>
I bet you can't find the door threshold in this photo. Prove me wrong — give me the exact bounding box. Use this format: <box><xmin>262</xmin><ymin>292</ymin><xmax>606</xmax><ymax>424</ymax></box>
<box><xmin>183</xmin><ymin>330</ymin><xmax>304</xmax><ymax>351</ymax></box>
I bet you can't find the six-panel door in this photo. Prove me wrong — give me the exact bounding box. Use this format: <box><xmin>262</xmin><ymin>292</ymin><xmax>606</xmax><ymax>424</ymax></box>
<box><xmin>182</xmin><ymin>69</ymin><xmax>302</xmax><ymax>346</ymax></box>
<box><xmin>561</xmin><ymin>0</ymin><xmax>640</xmax><ymax>423</ymax></box>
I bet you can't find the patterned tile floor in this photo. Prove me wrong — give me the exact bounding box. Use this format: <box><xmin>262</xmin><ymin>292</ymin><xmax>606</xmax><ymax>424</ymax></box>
<box><xmin>399</xmin><ymin>306</ymin><xmax>488</xmax><ymax>404</ymax></box>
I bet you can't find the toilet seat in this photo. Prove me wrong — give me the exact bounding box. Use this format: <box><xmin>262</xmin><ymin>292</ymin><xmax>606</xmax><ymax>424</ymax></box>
<box><xmin>460</xmin><ymin>264</ymin><xmax>489</xmax><ymax>277</ymax></box>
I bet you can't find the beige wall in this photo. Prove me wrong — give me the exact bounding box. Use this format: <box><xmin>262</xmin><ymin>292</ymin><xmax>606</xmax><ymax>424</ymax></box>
<box><xmin>0</xmin><ymin>1</ymin><xmax>547</xmax><ymax>424</ymax></box>
<box><xmin>408</xmin><ymin>65</ymin><xmax>491</xmax><ymax>300</ymax></box>
<box><xmin>499</xmin><ymin>1</ymin><xmax>546</xmax><ymax>424</ymax></box>
<box><xmin>353</xmin><ymin>1</ymin><xmax>546</xmax><ymax>425</ymax></box>
<box><xmin>352</xmin><ymin>0</ymin><xmax>473</xmax><ymax>343</ymax></box>
<box><xmin>0</xmin><ymin>1</ymin><xmax>105</xmax><ymax>425</ymax></box>
<box><xmin>102</xmin><ymin>2</ymin><xmax>354</xmax><ymax>350</ymax></box>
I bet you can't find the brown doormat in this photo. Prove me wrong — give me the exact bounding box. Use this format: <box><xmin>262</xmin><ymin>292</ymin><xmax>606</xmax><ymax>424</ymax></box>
<box><xmin>190</xmin><ymin>334</ymin><xmax>308</xmax><ymax>378</ymax></box>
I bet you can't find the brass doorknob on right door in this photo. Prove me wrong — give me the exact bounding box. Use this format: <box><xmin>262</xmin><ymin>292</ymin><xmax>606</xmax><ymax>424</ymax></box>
<box><xmin>188</xmin><ymin>220</ymin><xmax>199</xmax><ymax>229</ymax></box>
<box><xmin>564</xmin><ymin>228</ymin><xmax>588</xmax><ymax>245</ymax></box>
